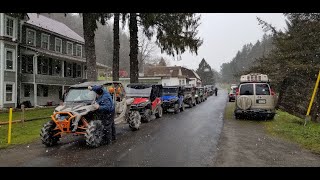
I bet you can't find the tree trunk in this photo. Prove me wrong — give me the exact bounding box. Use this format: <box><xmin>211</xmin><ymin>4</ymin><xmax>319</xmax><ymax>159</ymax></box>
<box><xmin>83</xmin><ymin>13</ymin><xmax>97</xmax><ymax>81</ymax></box>
<box><xmin>113</xmin><ymin>13</ymin><xmax>120</xmax><ymax>81</ymax></box>
<box><xmin>129</xmin><ymin>13</ymin><xmax>139</xmax><ymax>83</ymax></box>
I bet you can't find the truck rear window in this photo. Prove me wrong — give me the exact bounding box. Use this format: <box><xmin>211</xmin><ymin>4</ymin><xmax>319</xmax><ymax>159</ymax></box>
<box><xmin>240</xmin><ymin>84</ymin><xmax>254</xmax><ymax>95</ymax></box>
<box><xmin>255</xmin><ymin>84</ymin><xmax>270</xmax><ymax>95</ymax></box>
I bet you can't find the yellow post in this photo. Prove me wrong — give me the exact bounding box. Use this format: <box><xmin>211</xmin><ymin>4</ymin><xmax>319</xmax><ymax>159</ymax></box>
<box><xmin>306</xmin><ymin>70</ymin><xmax>320</xmax><ymax>116</ymax></box>
<box><xmin>8</xmin><ymin>108</ymin><xmax>13</xmax><ymax>144</ymax></box>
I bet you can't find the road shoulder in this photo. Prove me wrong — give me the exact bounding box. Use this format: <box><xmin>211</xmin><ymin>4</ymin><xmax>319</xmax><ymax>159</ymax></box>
<box><xmin>214</xmin><ymin>102</ymin><xmax>320</xmax><ymax>167</ymax></box>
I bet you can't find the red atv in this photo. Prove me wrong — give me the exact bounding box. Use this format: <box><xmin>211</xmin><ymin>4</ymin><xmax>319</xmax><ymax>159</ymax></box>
<box><xmin>126</xmin><ymin>84</ymin><xmax>163</xmax><ymax>130</ymax></box>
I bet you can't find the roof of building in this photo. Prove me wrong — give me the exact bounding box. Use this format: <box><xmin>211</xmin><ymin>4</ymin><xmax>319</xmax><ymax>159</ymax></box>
<box><xmin>180</xmin><ymin>67</ymin><xmax>201</xmax><ymax>80</ymax></box>
<box><xmin>144</xmin><ymin>66</ymin><xmax>181</xmax><ymax>77</ymax></box>
<box><xmin>26</xmin><ymin>13</ymin><xmax>84</xmax><ymax>43</ymax></box>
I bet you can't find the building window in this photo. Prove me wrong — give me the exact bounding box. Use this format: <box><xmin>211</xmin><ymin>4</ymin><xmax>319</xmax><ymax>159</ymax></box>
<box><xmin>67</xmin><ymin>42</ymin><xmax>73</xmax><ymax>55</ymax></box>
<box><xmin>55</xmin><ymin>38</ymin><xmax>62</xmax><ymax>53</ymax></box>
<box><xmin>76</xmin><ymin>64</ymin><xmax>82</xmax><ymax>77</ymax></box>
<box><xmin>26</xmin><ymin>29</ymin><xmax>36</xmax><ymax>46</ymax></box>
<box><xmin>37</xmin><ymin>57</ymin><xmax>49</xmax><ymax>75</ymax></box>
<box><xmin>24</xmin><ymin>84</ymin><xmax>31</xmax><ymax>97</ymax></box>
<box><xmin>5</xmin><ymin>83</ymin><xmax>14</xmax><ymax>102</ymax></box>
<box><xmin>5</xmin><ymin>16</ymin><xmax>14</xmax><ymax>37</ymax></box>
<box><xmin>41</xmin><ymin>34</ymin><xmax>50</xmax><ymax>49</ymax></box>
<box><xmin>37</xmin><ymin>85</ymin><xmax>41</xmax><ymax>96</ymax></box>
<box><xmin>53</xmin><ymin>60</ymin><xmax>62</xmax><ymax>76</ymax></box>
<box><xmin>5</xmin><ymin>49</ymin><xmax>14</xmax><ymax>70</ymax></box>
<box><xmin>76</xmin><ymin>44</ymin><xmax>82</xmax><ymax>57</ymax></box>
<box><xmin>22</xmin><ymin>55</ymin><xmax>33</xmax><ymax>74</ymax></box>
<box><xmin>65</xmin><ymin>62</ymin><xmax>73</xmax><ymax>77</ymax></box>
<box><xmin>43</xmin><ymin>85</ymin><xmax>48</xmax><ymax>97</ymax></box>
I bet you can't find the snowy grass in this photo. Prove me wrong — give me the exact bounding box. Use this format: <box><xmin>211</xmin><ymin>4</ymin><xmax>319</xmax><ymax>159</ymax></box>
<box><xmin>264</xmin><ymin>110</ymin><xmax>320</xmax><ymax>154</ymax></box>
<box><xmin>0</xmin><ymin>119</ymin><xmax>48</xmax><ymax>149</ymax></box>
<box><xmin>0</xmin><ymin>108</ymin><xmax>54</xmax><ymax>123</ymax></box>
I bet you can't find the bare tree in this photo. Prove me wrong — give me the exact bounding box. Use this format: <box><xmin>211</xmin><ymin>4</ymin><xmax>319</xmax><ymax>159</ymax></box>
<box><xmin>145</xmin><ymin>56</ymin><xmax>171</xmax><ymax>67</ymax></box>
<box><xmin>138</xmin><ymin>32</ymin><xmax>157</xmax><ymax>73</ymax></box>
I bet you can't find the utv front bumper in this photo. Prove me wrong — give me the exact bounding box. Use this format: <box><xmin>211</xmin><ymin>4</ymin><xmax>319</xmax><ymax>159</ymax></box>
<box><xmin>162</xmin><ymin>101</ymin><xmax>177</xmax><ymax>109</ymax></box>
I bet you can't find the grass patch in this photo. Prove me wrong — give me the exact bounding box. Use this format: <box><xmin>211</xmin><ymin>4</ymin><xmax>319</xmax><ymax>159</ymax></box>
<box><xmin>264</xmin><ymin>111</ymin><xmax>320</xmax><ymax>154</ymax></box>
<box><xmin>224</xmin><ymin>102</ymin><xmax>235</xmax><ymax>120</ymax></box>
<box><xmin>0</xmin><ymin>119</ymin><xmax>49</xmax><ymax>149</ymax></box>
<box><xmin>0</xmin><ymin>108</ymin><xmax>54</xmax><ymax>123</ymax></box>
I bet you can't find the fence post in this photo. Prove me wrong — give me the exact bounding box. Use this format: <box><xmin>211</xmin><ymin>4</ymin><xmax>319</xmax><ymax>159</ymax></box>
<box><xmin>21</xmin><ymin>105</ymin><xmax>25</xmax><ymax>124</ymax></box>
<box><xmin>8</xmin><ymin>108</ymin><xmax>13</xmax><ymax>144</ymax></box>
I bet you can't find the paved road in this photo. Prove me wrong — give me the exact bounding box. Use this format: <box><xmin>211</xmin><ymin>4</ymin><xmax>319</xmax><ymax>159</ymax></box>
<box><xmin>0</xmin><ymin>90</ymin><xmax>228</xmax><ymax>167</ymax></box>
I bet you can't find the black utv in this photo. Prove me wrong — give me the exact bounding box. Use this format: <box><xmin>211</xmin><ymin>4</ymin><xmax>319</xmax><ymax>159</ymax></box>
<box><xmin>183</xmin><ymin>86</ymin><xmax>197</xmax><ymax>107</ymax></box>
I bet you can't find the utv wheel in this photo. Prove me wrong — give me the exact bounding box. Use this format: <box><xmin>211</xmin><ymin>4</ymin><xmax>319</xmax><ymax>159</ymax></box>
<box><xmin>180</xmin><ymin>103</ymin><xmax>185</xmax><ymax>112</ymax></box>
<box><xmin>188</xmin><ymin>99</ymin><xmax>193</xmax><ymax>108</ymax></box>
<box><xmin>155</xmin><ymin>106</ymin><xmax>163</xmax><ymax>118</ymax></box>
<box><xmin>85</xmin><ymin>120</ymin><xmax>104</xmax><ymax>148</ymax></box>
<box><xmin>40</xmin><ymin>120</ymin><xmax>61</xmax><ymax>147</ymax></box>
<box><xmin>128</xmin><ymin>111</ymin><xmax>141</xmax><ymax>131</ymax></box>
<box><xmin>142</xmin><ymin>109</ymin><xmax>151</xmax><ymax>123</ymax></box>
<box><xmin>174</xmin><ymin>104</ymin><xmax>180</xmax><ymax>114</ymax></box>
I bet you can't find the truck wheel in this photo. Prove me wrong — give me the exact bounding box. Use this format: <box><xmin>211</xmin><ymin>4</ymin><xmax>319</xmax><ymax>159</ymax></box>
<box><xmin>155</xmin><ymin>106</ymin><xmax>163</xmax><ymax>118</ymax></box>
<box><xmin>40</xmin><ymin>120</ymin><xmax>61</xmax><ymax>147</ymax></box>
<box><xmin>128</xmin><ymin>111</ymin><xmax>141</xmax><ymax>131</ymax></box>
<box><xmin>235</xmin><ymin>113</ymin><xmax>242</xmax><ymax>120</ymax></box>
<box><xmin>85</xmin><ymin>120</ymin><xmax>104</xmax><ymax>148</ymax></box>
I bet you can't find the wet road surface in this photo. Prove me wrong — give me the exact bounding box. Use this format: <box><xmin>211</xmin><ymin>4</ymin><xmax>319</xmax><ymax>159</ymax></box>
<box><xmin>0</xmin><ymin>90</ymin><xmax>227</xmax><ymax>167</ymax></box>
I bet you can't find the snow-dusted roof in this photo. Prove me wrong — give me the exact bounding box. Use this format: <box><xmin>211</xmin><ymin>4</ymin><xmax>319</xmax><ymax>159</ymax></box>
<box><xmin>26</xmin><ymin>13</ymin><xmax>84</xmax><ymax>43</ymax></box>
<box><xmin>192</xmin><ymin>70</ymin><xmax>201</xmax><ymax>80</ymax></box>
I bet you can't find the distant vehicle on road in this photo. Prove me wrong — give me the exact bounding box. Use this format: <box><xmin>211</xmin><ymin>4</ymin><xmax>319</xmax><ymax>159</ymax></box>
<box><xmin>228</xmin><ymin>87</ymin><xmax>236</xmax><ymax>102</ymax></box>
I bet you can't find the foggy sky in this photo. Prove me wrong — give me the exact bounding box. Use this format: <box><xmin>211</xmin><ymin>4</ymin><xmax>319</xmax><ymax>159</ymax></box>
<box><xmin>158</xmin><ymin>13</ymin><xmax>287</xmax><ymax>72</ymax></box>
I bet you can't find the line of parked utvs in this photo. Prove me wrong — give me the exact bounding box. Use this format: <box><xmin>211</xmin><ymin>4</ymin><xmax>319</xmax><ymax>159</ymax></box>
<box><xmin>40</xmin><ymin>81</ymin><xmax>216</xmax><ymax>148</ymax></box>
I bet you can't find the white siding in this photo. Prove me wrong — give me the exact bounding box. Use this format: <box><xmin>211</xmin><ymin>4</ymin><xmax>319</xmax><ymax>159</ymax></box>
<box><xmin>0</xmin><ymin>13</ymin><xmax>3</xmax><ymax>36</ymax></box>
<box><xmin>0</xmin><ymin>41</ymin><xmax>4</xmax><ymax>108</ymax></box>
<box><xmin>161</xmin><ymin>77</ymin><xmax>179</xmax><ymax>86</ymax></box>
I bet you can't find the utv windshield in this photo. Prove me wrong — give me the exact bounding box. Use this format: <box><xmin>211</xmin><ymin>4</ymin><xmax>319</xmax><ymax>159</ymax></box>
<box><xmin>65</xmin><ymin>88</ymin><xmax>96</xmax><ymax>102</ymax></box>
<box><xmin>126</xmin><ymin>87</ymin><xmax>152</xmax><ymax>98</ymax></box>
<box><xmin>162</xmin><ymin>88</ymin><xmax>178</xmax><ymax>96</ymax></box>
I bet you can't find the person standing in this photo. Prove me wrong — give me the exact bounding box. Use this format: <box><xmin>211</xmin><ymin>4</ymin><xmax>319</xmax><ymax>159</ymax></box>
<box><xmin>90</xmin><ymin>85</ymin><xmax>116</xmax><ymax>145</ymax></box>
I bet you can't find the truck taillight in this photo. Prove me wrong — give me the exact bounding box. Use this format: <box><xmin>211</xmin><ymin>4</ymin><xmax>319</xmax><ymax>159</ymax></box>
<box><xmin>271</xmin><ymin>88</ymin><xmax>275</xmax><ymax>96</ymax></box>
<box><xmin>236</xmin><ymin>88</ymin><xmax>239</xmax><ymax>96</ymax></box>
